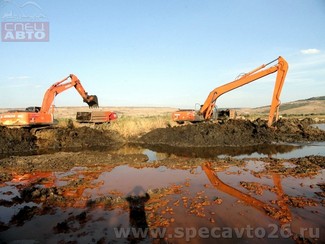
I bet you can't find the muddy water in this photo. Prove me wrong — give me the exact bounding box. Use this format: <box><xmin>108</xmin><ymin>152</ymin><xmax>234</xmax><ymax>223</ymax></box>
<box><xmin>312</xmin><ymin>123</ymin><xmax>325</xmax><ymax>131</ymax></box>
<box><xmin>143</xmin><ymin>142</ymin><xmax>325</xmax><ymax>160</ymax></box>
<box><xmin>0</xmin><ymin>144</ymin><xmax>324</xmax><ymax>243</ymax></box>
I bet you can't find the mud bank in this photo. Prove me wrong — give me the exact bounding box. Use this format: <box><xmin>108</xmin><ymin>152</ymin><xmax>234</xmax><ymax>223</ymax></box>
<box><xmin>138</xmin><ymin>118</ymin><xmax>325</xmax><ymax>147</ymax></box>
<box><xmin>0</xmin><ymin>118</ymin><xmax>324</xmax><ymax>155</ymax></box>
<box><xmin>0</xmin><ymin>127</ymin><xmax>36</xmax><ymax>154</ymax></box>
<box><xmin>0</xmin><ymin>126</ymin><xmax>124</xmax><ymax>155</ymax></box>
<box><xmin>0</xmin><ymin>151</ymin><xmax>148</xmax><ymax>177</ymax></box>
<box><xmin>34</xmin><ymin>126</ymin><xmax>123</xmax><ymax>149</ymax></box>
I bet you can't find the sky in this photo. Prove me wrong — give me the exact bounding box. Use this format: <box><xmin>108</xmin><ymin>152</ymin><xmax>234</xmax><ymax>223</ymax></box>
<box><xmin>0</xmin><ymin>0</ymin><xmax>324</xmax><ymax>109</ymax></box>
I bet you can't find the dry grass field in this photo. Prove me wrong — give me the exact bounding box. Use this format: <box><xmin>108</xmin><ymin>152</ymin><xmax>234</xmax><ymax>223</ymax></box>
<box><xmin>0</xmin><ymin>106</ymin><xmax>176</xmax><ymax>118</ymax></box>
<box><xmin>55</xmin><ymin>106</ymin><xmax>178</xmax><ymax>138</ymax></box>
<box><xmin>0</xmin><ymin>106</ymin><xmax>178</xmax><ymax>138</ymax></box>
<box><xmin>53</xmin><ymin>106</ymin><xmax>176</xmax><ymax>119</ymax></box>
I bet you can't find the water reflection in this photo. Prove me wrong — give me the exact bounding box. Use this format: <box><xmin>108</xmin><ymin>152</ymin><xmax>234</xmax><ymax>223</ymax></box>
<box><xmin>0</xmin><ymin>160</ymin><xmax>324</xmax><ymax>243</ymax></box>
<box><xmin>144</xmin><ymin>143</ymin><xmax>301</xmax><ymax>158</ymax></box>
<box><xmin>126</xmin><ymin>186</ymin><xmax>150</xmax><ymax>243</ymax></box>
<box><xmin>0</xmin><ymin>155</ymin><xmax>324</xmax><ymax>242</ymax></box>
<box><xmin>311</xmin><ymin>123</ymin><xmax>325</xmax><ymax>131</ymax></box>
<box><xmin>2</xmin><ymin>141</ymin><xmax>325</xmax><ymax>162</ymax></box>
<box><xmin>143</xmin><ymin>142</ymin><xmax>325</xmax><ymax>160</ymax></box>
<box><xmin>201</xmin><ymin>162</ymin><xmax>292</xmax><ymax>224</ymax></box>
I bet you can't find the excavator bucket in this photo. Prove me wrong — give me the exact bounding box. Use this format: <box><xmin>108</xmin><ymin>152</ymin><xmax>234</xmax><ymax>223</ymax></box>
<box><xmin>85</xmin><ymin>95</ymin><xmax>99</xmax><ymax>108</ymax></box>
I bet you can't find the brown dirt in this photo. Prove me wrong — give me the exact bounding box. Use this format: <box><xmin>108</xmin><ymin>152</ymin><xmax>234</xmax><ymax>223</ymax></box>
<box><xmin>0</xmin><ymin>118</ymin><xmax>324</xmax><ymax>155</ymax></box>
<box><xmin>34</xmin><ymin>125</ymin><xmax>124</xmax><ymax>149</ymax></box>
<box><xmin>138</xmin><ymin>118</ymin><xmax>325</xmax><ymax>147</ymax></box>
<box><xmin>0</xmin><ymin>125</ymin><xmax>124</xmax><ymax>156</ymax></box>
<box><xmin>0</xmin><ymin>151</ymin><xmax>148</xmax><ymax>177</ymax></box>
<box><xmin>0</xmin><ymin>127</ymin><xmax>36</xmax><ymax>154</ymax></box>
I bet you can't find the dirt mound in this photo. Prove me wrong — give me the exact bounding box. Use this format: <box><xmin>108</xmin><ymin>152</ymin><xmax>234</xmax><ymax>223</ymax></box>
<box><xmin>0</xmin><ymin>127</ymin><xmax>36</xmax><ymax>154</ymax></box>
<box><xmin>1</xmin><ymin>118</ymin><xmax>324</xmax><ymax>155</ymax></box>
<box><xmin>138</xmin><ymin>118</ymin><xmax>325</xmax><ymax>147</ymax></box>
<box><xmin>34</xmin><ymin>126</ymin><xmax>124</xmax><ymax>149</ymax></box>
<box><xmin>0</xmin><ymin>125</ymin><xmax>124</xmax><ymax>155</ymax></box>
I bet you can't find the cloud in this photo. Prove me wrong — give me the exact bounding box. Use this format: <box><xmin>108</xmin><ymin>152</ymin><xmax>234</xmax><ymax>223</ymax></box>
<box><xmin>300</xmin><ymin>49</ymin><xmax>320</xmax><ymax>55</ymax></box>
<box><xmin>8</xmin><ymin>75</ymin><xmax>30</xmax><ymax>80</ymax></box>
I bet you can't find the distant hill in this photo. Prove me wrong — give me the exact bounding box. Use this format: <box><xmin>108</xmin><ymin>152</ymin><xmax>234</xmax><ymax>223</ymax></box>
<box><xmin>1</xmin><ymin>96</ymin><xmax>324</xmax><ymax>117</ymax></box>
<box><xmin>238</xmin><ymin>96</ymin><xmax>325</xmax><ymax>115</ymax></box>
<box><xmin>301</xmin><ymin>96</ymin><xmax>325</xmax><ymax>101</ymax></box>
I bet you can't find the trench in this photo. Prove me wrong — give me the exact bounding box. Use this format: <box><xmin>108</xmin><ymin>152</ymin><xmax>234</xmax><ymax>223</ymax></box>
<box><xmin>0</xmin><ymin>142</ymin><xmax>324</xmax><ymax>243</ymax></box>
<box><xmin>0</xmin><ymin>121</ymin><xmax>324</xmax><ymax>243</ymax></box>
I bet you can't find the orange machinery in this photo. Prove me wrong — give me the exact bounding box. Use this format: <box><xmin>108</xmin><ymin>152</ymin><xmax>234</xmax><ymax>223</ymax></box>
<box><xmin>0</xmin><ymin>74</ymin><xmax>101</xmax><ymax>127</ymax></box>
<box><xmin>76</xmin><ymin>111</ymin><xmax>118</xmax><ymax>123</ymax></box>
<box><xmin>172</xmin><ymin>56</ymin><xmax>289</xmax><ymax>127</ymax></box>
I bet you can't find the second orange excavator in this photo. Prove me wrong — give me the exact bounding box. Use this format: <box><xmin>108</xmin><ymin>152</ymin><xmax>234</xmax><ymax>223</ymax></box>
<box><xmin>0</xmin><ymin>74</ymin><xmax>115</xmax><ymax>127</ymax></box>
<box><xmin>172</xmin><ymin>56</ymin><xmax>288</xmax><ymax>127</ymax></box>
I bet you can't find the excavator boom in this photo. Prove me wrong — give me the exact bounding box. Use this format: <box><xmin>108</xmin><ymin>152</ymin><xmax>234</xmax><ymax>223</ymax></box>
<box><xmin>172</xmin><ymin>56</ymin><xmax>288</xmax><ymax>126</ymax></box>
<box><xmin>0</xmin><ymin>74</ymin><xmax>98</xmax><ymax>127</ymax></box>
<box><xmin>40</xmin><ymin>74</ymin><xmax>98</xmax><ymax>113</ymax></box>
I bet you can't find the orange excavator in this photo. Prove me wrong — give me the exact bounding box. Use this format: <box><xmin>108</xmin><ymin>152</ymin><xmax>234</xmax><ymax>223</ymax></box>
<box><xmin>172</xmin><ymin>56</ymin><xmax>289</xmax><ymax>127</ymax></box>
<box><xmin>0</xmin><ymin>74</ymin><xmax>99</xmax><ymax>127</ymax></box>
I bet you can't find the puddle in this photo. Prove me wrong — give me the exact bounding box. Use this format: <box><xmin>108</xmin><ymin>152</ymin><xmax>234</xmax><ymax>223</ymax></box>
<box><xmin>272</xmin><ymin>142</ymin><xmax>325</xmax><ymax>159</ymax></box>
<box><xmin>0</xmin><ymin>158</ymin><xmax>324</xmax><ymax>243</ymax></box>
<box><xmin>142</xmin><ymin>142</ymin><xmax>325</xmax><ymax>161</ymax></box>
<box><xmin>85</xmin><ymin>165</ymin><xmax>194</xmax><ymax>197</ymax></box>
<box><xmin>2</xmin><ymin>140</ymin><xmax>324</xmax><ymax>162</ymax></box>
<box><xmin>229</xmin><ymin>142</ymin><xmax>325</xmax><ymax>159</ymax></box>
<box><xmin>1</xmin><ymin>138</ymin><xmax>324</xmax><ymax>242</ymax></box>
<box><xmin>311</xmin><ymin>123</ymin><xmax>325</xmax><ymax>131</ymax></box>
<box><xmin>1</xmin><ymin>118</ymin><xmax>325</xmax><ymax>242</ymax></box>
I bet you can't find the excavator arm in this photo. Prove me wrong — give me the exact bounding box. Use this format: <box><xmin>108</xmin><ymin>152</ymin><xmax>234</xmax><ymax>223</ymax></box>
<box><xmin>172</xmin><ymin>56</ymin><xmax>288</xmax><ymax>127</ymax></box>
<box><xmin>0</xmin><ymin>74</ymin><xmax>99</xmax><ymax>126</ymax></box>
<box><xmin>40</xmin><ymin>74</ymin><xmax>98</xmax><ymax>114</ymax></box>
<box><xmin>200</xmin><ymin>56</ymin><xmax>288</xmax><ymax>126</ymax></box>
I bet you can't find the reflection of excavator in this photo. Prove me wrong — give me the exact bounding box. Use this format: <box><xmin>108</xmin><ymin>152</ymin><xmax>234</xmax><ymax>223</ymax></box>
<box><xmin>0</xmin><ymin>74</ymin><xmax>99</xmax><ymax>127</ymax></box>
<box><xmin>172</xmin><ymin>56</ymin><xmax>288</xmax><ymax>127</ymax></box>
<box><xmin>201</xmin><ymin>163</ymin><xmax>291</xmax><ymax>223</ymax></box>
<box><xmin>202</xmin><ymin>162</ymin><xmax>291</xmax><ymax>224</ymax></box>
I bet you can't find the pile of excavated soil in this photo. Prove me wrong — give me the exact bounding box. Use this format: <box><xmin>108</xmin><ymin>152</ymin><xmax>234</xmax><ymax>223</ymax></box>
<box><xmin>1</xmin><ymin>118</ymin><xmax>324</xmax><ymax>155</ymax></box>
<box><xmin>0</xmin><ymin>126</ymin><xmax>124</xmax><ymax>155</ymax></box>
<box><xmin>138</xmin><ymin>118</ymin><xmax>325</xmax><ymax>147</ymax></box>
<box><xmin>0</xmin><ymin>127</ymin><xmax>36</xmax><ymax>154</ymax></box>
<box><xmin>34</xmin><ymin>126</ymin><xmax>124</xmax><ymax>149</ymax></box>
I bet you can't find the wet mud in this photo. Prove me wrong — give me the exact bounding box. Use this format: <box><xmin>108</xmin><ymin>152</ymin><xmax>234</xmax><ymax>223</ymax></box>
<box><xmin>0</xmin><ymin>127</ymin><xmax>36</xmax><ymax>154</ymax></box>
<box><xmin>1</xmin><ymin>118</ymin><xmax>324</xmax><ymax>155</ymax></box>
<box><xmin>139</xmin><ymin>118</ymin><xmax>325</xmax><ymax>147</ymax></box>
<box><xmin>0</xmin><ymin>154</ymin><xmax>324</xmax><ymax>243</ymax></box>
<box><xmin>0</xmin><ymin>118</ymin><xmax>324</xmax><ymax>243</ymax></box>
<box><xmin>0</xmin><ymin>125</ymin><xmax>124</xmax><ymax>156</ymax></box>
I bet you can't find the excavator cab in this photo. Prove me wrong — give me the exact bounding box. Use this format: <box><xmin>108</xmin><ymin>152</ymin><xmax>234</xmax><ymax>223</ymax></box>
<box><xmin>84</xmin><ymin>95</ymin><xmax>99</xmax><ymax>108</ymax></box>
